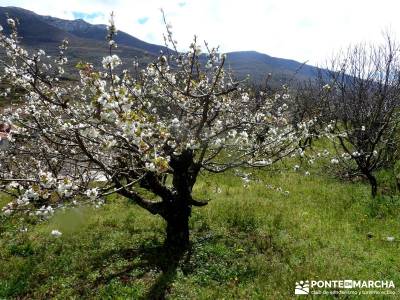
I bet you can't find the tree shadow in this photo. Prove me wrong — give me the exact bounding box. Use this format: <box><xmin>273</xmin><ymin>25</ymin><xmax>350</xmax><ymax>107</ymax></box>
<box><xmin>142</xmin><ymin>245</ymin><xmax>191</xmax><ymax>300</ymax></box>
<box><xmin>89</xmin><ymin>240</ymin><xmax>192</xmax><ymax>300</ymax></box>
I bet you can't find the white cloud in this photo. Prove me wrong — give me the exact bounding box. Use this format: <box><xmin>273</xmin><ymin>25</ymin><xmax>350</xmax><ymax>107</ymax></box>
<box><xmin>1</xmin><ymin>0</ymin><xmax>400</xmax><ymax>65</ymax></box>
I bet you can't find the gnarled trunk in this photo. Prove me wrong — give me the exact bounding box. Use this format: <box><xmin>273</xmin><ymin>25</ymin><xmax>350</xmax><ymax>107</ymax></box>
<box><xmin>366</xmin><ymin>173</ymin><xmax>377</xmax><ymax>198</ymax></box>
<box><xmin>162</xmin><ymin>149</ymin><xmax>199</xmax><ymax>249</ymax></box>
<box><xmin>162</xmin><ymin>191</ymin><xmax>192</xmax><ymax>249</ymax></box>
<box><xmin>165</xmin><ymin>207</ymin><xmax>190</xmax><ymax>248</ymax></box>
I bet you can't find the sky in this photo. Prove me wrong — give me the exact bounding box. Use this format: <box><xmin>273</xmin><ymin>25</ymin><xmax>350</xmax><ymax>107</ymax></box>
<box><xmin>1</xmin><ymin>0</ymin><xmax>400</xmax><ymax>66</ymax></box>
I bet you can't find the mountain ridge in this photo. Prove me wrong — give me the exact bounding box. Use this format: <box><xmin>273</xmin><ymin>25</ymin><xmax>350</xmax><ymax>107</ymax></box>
<box><xmin>0</xmin><ymin>6</ymin><xmax>321</xmax><ymax>85</ymax></box>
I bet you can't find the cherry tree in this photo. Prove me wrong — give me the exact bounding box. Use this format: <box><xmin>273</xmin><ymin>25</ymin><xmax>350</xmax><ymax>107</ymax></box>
<box><xmin>0</xmin><ymin>15</ymin><xmax>308</xmax><ymax>248</ymax></box>
<box><xmin>319</xmin><ymin>37</ymin><xmax>400</xmax><ymax>197</ymax></box>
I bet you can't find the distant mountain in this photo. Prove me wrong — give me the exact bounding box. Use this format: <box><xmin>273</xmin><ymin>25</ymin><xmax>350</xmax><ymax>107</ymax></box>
<box><xmin>0</xmin><ymin>7</ymin><xmax>77</xmax><ymax>44</ymax></box>
<box><xmin>41</xmin><ymin>15</ymin><xmax>169</xmax><ymax>56</ymax></box>
<box><xmin>0</xmin><ymin>6</ymin><xmax>321</xmax><ymax>85</ymax></box>
<box><xmin>225</xmin><ymin>51</ymin><xmax>318</xmax><ymax>84</ymax></box>
<box><xmin>0</xmin><ymin>6</ymin><xmax>159</xmax><ymax>72</ymax></box>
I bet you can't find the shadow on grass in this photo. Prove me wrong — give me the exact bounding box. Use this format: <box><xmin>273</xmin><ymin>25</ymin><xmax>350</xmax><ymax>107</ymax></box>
<box><xmin>90</xmin><ymin>241</ymin><xmax>192</xmax><ymax>300</ymax></box>
<box><xmin>143</xmin><ymin>245</ymin><xmax>192</xmax><ymax>300</ymax></box>
<box><xmin>3</xmin><ymin>229</ymin><xmax>271</xmax><ymax>299</ymax></box>
<box><xmin>86</xmin><ymin>230</ymin><xmax>270</xmax><ymax>299</ymax></box>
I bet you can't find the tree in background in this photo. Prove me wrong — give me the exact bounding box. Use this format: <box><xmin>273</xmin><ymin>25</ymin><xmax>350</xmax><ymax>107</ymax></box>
<box><xmin>0</xmin><ymin>16</ymin><xmax>308</xmax><ymax>248</ymax></box>
<box><xmin>321</xmin><ymin>36</ymin><xmax>400</xmax><ymax>197</ymax></box>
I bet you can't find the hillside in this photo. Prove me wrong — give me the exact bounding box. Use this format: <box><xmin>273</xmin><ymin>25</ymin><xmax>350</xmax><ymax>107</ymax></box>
<box><xmin>225</xmin><ymin>51</ymin><xmax>318</xmax><ymax>84</ymax></box>
<box><xmin>0</xmin><ymin>6</ymin><xmax>157</xmax><ymax>73</ymax></box>
<box><xmin>0</xmin><ymin>6</ymin><xmax>320</xmax><ymax>85</ymax></box>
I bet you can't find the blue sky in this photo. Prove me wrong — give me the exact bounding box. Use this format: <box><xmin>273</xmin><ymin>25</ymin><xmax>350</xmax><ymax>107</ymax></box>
<box><xmin>137</xmin><ymin>17</ymin><xmax>149</xmax><ymax>25</ymax></box>
<box><xmin>1</xmin><ymin>0</ymin><xmax>400</xmax><ymax>65</ymax></box>
<box><xmin>72</xmin><ymin>11</ymin><xmax>104</xmax><ymax>21</ymax></box>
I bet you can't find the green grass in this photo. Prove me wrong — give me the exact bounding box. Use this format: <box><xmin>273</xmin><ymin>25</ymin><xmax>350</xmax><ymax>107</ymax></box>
<box><xmin>1</xmin><ymin>166</ymin><xmax>400</xmax><ymax>299</ymax></box>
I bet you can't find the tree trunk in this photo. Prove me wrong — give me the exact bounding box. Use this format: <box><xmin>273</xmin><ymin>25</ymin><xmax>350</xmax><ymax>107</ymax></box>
<box><xmin>366</xmin><ymin>173</ymin><xmax>378</xmax><ymax>198</ymax></box>
<box><xmin>163</xmin><ymin>149</ymin><xmax>198</xmax><ymax>249</ymax></box>
<box><xmin>165</xmin><ymin>207</ymin><xmax>190</xmax><ymax>249</ymax></box>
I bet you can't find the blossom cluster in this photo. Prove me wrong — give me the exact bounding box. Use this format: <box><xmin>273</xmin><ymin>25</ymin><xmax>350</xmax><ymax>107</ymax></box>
<box><xmin>0</xmin><ymin>15</ymin><xmax>310</xmax><ymax>217</ymax></box>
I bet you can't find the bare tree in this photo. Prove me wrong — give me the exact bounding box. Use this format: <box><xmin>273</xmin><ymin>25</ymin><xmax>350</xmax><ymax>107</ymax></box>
<box><xmin>290</xmin><ymin>76</ymin><xmax>332</xmax><ymax>150</ymax></box>
<box><xmin>321</xmin><ymin>35</ymin><xmax>400</xmax><ymax>197</ymax></box>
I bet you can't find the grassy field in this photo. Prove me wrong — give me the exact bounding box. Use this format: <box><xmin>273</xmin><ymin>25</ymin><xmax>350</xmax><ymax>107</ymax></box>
<box><xmin>1</xmin><ymin>161</ymin><xmax>400</xmax><ymax>299</ymax></box>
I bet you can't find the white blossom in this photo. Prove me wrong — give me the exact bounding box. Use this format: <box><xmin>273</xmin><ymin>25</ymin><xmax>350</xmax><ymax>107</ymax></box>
<box><xmin>331</xmin><ymin>158</ymin><xmax>339</xmax><ymax>164</ymax></box>
<box><xmin>0</xmin><ymin>15</ymin><xmax>306</xmax><ymax>226</ymax></box>
<box><xmin>85</xmin><ymin>188</ymin><xmax>99</xmax><ymax>200</ymax></box>
<box><xmin>7</xmin><ymin>19</ymin><xmax>15</xmax><ymax>27</ymax></box>
<box><xmin>102</xmin><ymin>54</ymin><xmax>121</xmax><ymax>70</ymax></box>
<box><xmin>51</xmin><ymin>229</ymin><xmax>62</xmax><ymax>238</ymax></box>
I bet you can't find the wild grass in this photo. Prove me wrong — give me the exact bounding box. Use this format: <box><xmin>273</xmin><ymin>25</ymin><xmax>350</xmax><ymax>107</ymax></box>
<box><xmin>0</xmin><ymin>162</ymin><xmax>400</xmax><ymax>299</ymax></box>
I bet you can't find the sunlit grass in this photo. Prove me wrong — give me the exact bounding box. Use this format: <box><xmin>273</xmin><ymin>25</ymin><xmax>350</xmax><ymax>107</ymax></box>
<box><xmin>1</xmin><ymin>162</ymin><xmax>400</xmax><ymax>299</ymax></box>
